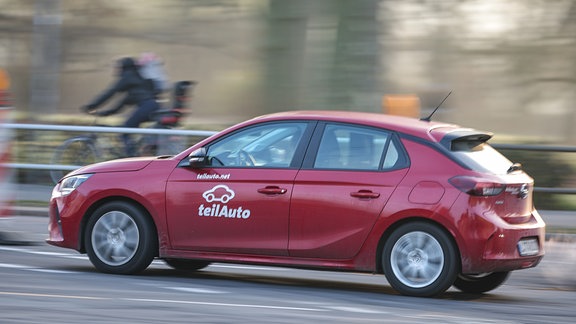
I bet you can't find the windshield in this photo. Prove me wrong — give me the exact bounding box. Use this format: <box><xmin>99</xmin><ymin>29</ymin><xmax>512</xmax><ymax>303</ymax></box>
<box><xmin>207</xmin><ymin>122</ymin><xmax>307</xmax><ymax>167</ymax></box>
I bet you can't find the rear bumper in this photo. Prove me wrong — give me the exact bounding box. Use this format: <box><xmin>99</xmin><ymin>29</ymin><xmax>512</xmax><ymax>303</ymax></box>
<box><xmin>460</xmin><ymin>209</ymin><xmax>545</xmax><ymax>273</ymax></box>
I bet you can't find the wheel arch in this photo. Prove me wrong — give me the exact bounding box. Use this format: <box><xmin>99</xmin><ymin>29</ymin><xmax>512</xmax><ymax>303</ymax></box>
<box><xmin>78</xmin><ymin>196</ymin><xmax>159</xmax><ymax>255</ymax></box>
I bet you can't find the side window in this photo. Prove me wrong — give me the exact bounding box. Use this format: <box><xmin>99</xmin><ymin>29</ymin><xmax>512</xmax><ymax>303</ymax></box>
<box><xmin>314</xmin><ymin>124</ymin><xmax>402</xmax><ymax>171</ymax></box>
<box><xmin>383</xmin><ymin>140</ymin><xmax>400</xmax><ymax>169</ymax></box>
<box><xmin>207</xmin><ymin>122</ymin><xmax>307</xmax><ymax>168</ymax></box>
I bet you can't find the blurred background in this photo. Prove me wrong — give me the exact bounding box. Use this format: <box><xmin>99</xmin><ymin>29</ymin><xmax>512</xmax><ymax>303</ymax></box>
<box><xmin>2</xmin><ymin>0</ymin><xmax>576</xmax><ymax>209</ymax></box>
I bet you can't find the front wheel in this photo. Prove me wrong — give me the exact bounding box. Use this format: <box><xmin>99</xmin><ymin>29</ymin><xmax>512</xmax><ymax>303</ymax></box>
<box><xmin>50</xmin><ymin>137</ymin><xmax>99</xmax><ymax>183</ymax></box>
<box><xmin>382</xmin><ymin>222</ymin><xmax>459</xmax><ymax>297</ymax></box>
<box><xmin>453</xmin><ymin>272</ymin><xmax>510</xmax><ymax>294</ymax></box>
<box><xmin>85</xmin><ymin>201</ymin><xmax>157</xmax><ymax>274</ymax></box>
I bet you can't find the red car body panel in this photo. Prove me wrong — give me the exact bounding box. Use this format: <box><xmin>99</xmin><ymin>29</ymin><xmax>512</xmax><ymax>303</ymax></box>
<box><xmin>47</xmin><ymin>110</ymin><xmax>545</xmax><ymax>279</ymax></box>
<box><xmin>166</xmin><ymin>167</ymin><xmax>295</xmax><ymax>255</ymax></box>
<box><xmin>289</xmin><ymin>168</ymin><xmax>407</xmax><ymax>259</ymax></box>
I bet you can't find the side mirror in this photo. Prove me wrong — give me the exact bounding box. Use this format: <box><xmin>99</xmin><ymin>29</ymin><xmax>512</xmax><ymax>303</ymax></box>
<box><xmin>187</xmin><ymin>147</ymin><xmax>209</xmax><ymax>167</ymax></box>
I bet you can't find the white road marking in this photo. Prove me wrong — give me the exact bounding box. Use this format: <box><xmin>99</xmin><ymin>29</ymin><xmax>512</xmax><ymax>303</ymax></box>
<box><xmin>165</xmin><ymin>287</ymin><xmax>227</xmax><ymax>294</ymax></box>
<box><xmin>208</xmin><ymin>264</ymin><xmax>285</xmax><ymax>271</ymax></box>
<box><xmin>123</xmin><ymin>297</ymin><xmax>328</xmax><ymax>312</ymax></box>
<box><xmin>325</xmin><ymin>306</ymin><xmax>388</xmax><ymax>314</ymax></box>
<box><xmin>27</xmin><ymin>268</ymin><xmax>78</xmax><ymax>274</ymax></box>
<box><xmin>0</xmin><ymin>291</ymin><xmax>327</xmax><ymax>312</ymax></box>
<box><xmin>0</xmin><ymin>246</ymin><xmax>288</xmax><ymax>272</ymax></box>
<box><xmin>0</xmin><ymin>246</ymin><xmax>84</xmax><ymax>258</ymax></box>
<box><xmin>0</xmin><ymin>291</ymin><xmax>105</xmax><ymax>300</ymax></box>
<box><xmin>0</xmin><ymin>262</ymin><xmax>80</xmax><ymax>274</ymax></box>
<box><xmin>0</xmin><ymin>263</ymin><xmax>29</xmax><ymax>269</ymax></box>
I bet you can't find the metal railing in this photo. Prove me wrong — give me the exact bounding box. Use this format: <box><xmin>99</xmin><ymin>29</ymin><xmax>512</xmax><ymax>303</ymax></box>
<box><xmin>3</xmin><ymin>123</ymin><xmax>217</xmax><ymax>136</ymax></box>
<box><xmin>1</xmin><ymin>123</ymin><xmax>217</xmax><ymax>171</ymax></box>
<box><xmin>492</xmin><ymin>144</ymin><xmax>576</xmax><ymax>195</ymax></box>
<box><xmin>1</xmin><ymin>123</ymin><xmax>575</xmax><ymax>195</ymax></box>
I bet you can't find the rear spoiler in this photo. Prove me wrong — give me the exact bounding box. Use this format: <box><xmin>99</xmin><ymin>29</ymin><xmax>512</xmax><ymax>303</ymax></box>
<box><xmin>440</xmin><ymin>130</ymin><xmax>493</xmax><ymax>151</ymax></box>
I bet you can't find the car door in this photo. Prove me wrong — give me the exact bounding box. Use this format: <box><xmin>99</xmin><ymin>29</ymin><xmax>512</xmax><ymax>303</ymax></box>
<box><xmin>290</xmin><ymin>123</ymin><xmax>409</xmax><ymax>259</ymax></box>
<box><xmin>166</xmin><ymin>121</ymin><xmax>312</xmax><ymax>256</ymax></box>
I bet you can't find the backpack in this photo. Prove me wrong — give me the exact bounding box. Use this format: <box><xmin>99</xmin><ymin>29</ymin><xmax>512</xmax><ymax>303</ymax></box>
<box><xmin>138</xmin><ymin>53</ymin><xmax>169</xmax><ymax>94</ymax></box>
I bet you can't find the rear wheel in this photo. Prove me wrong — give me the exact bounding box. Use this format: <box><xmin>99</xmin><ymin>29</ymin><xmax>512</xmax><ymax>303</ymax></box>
<box><xmin>382</xmin><ymin>222</ymin><xmax>459</xmax><ymax>297</ymax></box>
<box><xmin>50</xmin><ymin>137</ymin><xmax>98</xmax><ymax>183</ymax></box>
<box><xmin>164</xmin><ymin>259</ymin><xmax>211</xmax><ymax>271</ymax></box>
<box><xmin>85</xmin><ymin>201</ymin><xmax>157</xmax><ymax>274</ymax></box>
<box><xmin>453</xmin><ymin>272</ymin><xmax>510</xmax><ymax>294</ymax></box>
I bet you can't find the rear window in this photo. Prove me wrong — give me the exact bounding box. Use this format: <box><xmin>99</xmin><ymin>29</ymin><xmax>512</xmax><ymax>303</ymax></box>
<box><xmin>451</xmin><ymin>141</ymin><xmax>512</xmax><ymax>174</ymax></box>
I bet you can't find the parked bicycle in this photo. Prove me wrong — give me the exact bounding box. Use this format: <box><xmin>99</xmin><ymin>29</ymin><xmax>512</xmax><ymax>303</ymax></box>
<box><xmin>50</xmin><ymin>81</ymin><xmax>195</xmax><ymax>183</ymax></box>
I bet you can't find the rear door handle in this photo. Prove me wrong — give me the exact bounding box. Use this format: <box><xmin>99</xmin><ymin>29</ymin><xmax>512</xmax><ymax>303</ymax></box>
<box><xmin>257</xmin><ymin>186</ymin><xmax>288</xmax><ymax>195</ymax></box>
<box><xmin>350</xmin><ymin>190</ymin><xmax>380</xmax><ymax>199</ymax></box>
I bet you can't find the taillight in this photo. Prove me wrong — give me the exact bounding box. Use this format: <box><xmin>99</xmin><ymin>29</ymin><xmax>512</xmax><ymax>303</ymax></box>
<box><xmin>449</xmin><ymin>176</ymin><xmax>506</xmax><ymax>196</ymax></box>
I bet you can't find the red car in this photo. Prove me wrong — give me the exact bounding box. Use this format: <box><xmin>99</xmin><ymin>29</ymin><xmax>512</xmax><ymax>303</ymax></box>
<box><xmin>47</xmin><ymin>111</ymin><xmax>545</xmax><ymax>297</ymax></box>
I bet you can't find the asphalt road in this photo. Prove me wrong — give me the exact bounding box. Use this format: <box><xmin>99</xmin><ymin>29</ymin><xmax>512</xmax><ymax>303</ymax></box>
<box><xmin>0</xmin><ymin>216</ymin><xmax>575</xmax><ymax>323</ymax></box>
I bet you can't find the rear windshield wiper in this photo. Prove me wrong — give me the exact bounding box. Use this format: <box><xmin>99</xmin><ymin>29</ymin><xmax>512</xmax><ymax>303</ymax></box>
<box><xmin>507</xmin><ymin>163</ymin><xmax>522</xmax><ymax>173</ymax></box>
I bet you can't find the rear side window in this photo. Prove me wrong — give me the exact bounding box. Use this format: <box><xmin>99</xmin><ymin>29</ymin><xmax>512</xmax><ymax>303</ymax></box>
<box><xmin>451</xmin><ymin>141</ymin><xmax>512</xmax><ymax>174</ymax></box>
<box><xmin>313</xmin><ymin>124</ymin><xmax>407</xmax><ymax>171</ymax></box>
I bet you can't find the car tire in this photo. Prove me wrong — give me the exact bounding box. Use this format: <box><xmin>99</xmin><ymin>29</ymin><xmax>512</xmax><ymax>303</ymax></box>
<box><xmin>453</xmin><ymin>272</ymin><xmax>510</xmax><ymax>294</ymax></box>
<box><xmin>85</xmin><ymin>201</ymin><xmax>157</xmax><ymax>274</ymax></box>
<box><xmin>164</xmin><ymin>259</ymin><xmax>211</xmax><ymax>271</ymax></box>
<box><xmin>382</xmin><ymin>222</ymin><xmax>459</xmax><ymax>297</ymax></box>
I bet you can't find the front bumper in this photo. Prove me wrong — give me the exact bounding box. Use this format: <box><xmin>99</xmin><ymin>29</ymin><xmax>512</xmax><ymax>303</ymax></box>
<box><xmin>46</xmin><ymin>187</ymin><xmax>84</xmax><ymax>252</ymax></box>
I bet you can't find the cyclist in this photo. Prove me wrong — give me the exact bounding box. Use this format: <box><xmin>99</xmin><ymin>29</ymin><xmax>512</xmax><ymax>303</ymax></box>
<box><xmin>82</xmin><ymin>57</ymin><xmax>160</xmax><ymax>157</ymax></box>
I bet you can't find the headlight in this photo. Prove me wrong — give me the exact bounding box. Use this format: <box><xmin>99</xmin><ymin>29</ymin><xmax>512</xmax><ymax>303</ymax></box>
<box><xmin>56</xmin><ymin>174</ymin><xmax>93</xmax><ymax>197</ymax></box>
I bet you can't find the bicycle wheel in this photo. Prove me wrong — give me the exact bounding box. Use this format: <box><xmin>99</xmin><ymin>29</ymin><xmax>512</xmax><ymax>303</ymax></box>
<box><xmin>50</xmin><ymin>137</ymin><xmax>99</xmax><ymax>183</ymax></box>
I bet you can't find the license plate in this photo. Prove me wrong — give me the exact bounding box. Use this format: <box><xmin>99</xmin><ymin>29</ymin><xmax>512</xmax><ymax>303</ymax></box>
<box><xmin>517</xmin><ymin>238</ymin><xmax>539</xmax><ymax>256</ymax></box>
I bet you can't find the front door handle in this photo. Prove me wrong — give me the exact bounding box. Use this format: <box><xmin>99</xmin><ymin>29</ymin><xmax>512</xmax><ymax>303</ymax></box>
<box><xmin>257</xmin><ymin>186</ymin><xmax>287</xmax><ymax>195</ymax></box>
<box><xmin>350</xmin><ymin>190</ymin><xmax>380</xmax><ymax>199</ymax></box>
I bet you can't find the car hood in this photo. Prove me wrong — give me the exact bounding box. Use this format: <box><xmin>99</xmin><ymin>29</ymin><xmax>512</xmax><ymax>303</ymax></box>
<box><xmin>65</xmin><ymin>157</ymin><xmax>156</xmax><ymax>178</ymax></box>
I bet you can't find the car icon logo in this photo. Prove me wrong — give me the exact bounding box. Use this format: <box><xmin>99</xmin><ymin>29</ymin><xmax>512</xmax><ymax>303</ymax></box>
<box><xmin>202</xmin><ymin>185</ymin><xmax>235</xmax><ymax>203</ymax></box>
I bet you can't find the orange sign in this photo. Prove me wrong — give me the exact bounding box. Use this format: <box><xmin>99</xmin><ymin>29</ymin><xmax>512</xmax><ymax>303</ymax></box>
<box><xmin>0</xmin><ymin>69</ymin><xmax>9</xmax><ymax>90</ymax></box>
<box><xmin>383</xmin><ymin>95</ymin><xmax>420</xmax><ymax>118</ymax></box>
<box><xmin>0</xmin><ymin>69</ymin><xmax>11</xmax><ymax>107</ymax></box>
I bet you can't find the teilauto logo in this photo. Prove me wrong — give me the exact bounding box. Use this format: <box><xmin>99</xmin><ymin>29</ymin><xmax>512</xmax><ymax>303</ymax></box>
<box><xmin>198</xmin><ymin>184</ymin><xmax>251</xmax><ymax>219</ymax></box>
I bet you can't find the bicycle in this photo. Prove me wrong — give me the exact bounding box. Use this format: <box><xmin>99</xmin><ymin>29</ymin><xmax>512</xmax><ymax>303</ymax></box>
<box><xmin>50</xmin><ymin>81</ymin><xmax>195</xmax><ymax>183</ymax></box>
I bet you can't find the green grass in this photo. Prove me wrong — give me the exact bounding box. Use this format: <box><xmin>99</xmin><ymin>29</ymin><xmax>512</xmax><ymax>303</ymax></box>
<box><xmin>547</xmin><ymin>226</ymin><xmax>576</xmax><ymax>235</ymax></box>
<box><xmin>14</xmin><ymin>200</ymin><xmax>49</xmax><ymax>207</ymax></box>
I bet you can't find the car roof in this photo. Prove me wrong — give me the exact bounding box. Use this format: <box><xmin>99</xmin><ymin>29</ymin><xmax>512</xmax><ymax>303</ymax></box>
<box><xmin>245</xmin><ymin>110</ymin><xmax>469</xmax><ymax>142</ymax></box>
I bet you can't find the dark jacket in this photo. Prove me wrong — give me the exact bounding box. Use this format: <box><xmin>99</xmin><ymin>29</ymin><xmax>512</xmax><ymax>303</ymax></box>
<box><xmin>87</xmin><ymin>57</ymin><xmax>156</xmax><ymax>116</ymax></box>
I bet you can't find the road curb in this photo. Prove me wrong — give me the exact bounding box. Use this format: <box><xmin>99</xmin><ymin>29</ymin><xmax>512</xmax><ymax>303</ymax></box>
<box><xmin>0</xmin><ymin>231</ymin><xmax>39</xmax><ymax>246</ymax></box>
